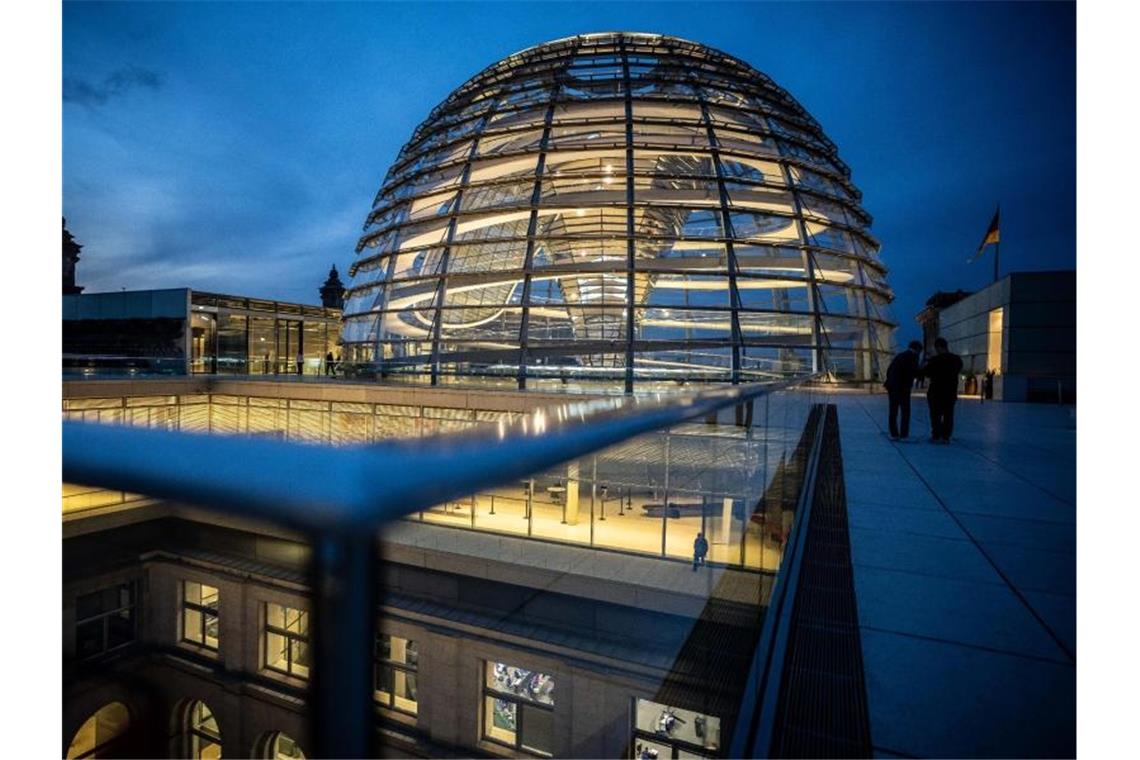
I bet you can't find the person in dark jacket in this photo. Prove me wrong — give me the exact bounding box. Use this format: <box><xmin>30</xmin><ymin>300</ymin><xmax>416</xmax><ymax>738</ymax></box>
<box><xmin>918</xmin><ymin>337</ymin><xmax>964</xmax><ymax>443</ymax></box>
<box><xmin>692</xmin><ymin>532</ymin><xmax>709</xmax><ymax>570</ymax></box>
<box><xmin>884</xmin><ymin>340</ymin><xmax>923</xmax><ymax>440</ymax></box>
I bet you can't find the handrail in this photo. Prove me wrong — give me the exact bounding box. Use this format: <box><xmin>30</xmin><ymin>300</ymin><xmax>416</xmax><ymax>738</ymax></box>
<box><xmin>62</xmin><ymin>373</ymin><xmax>817</xmax><ymax>533</ymax></box>
<box><xmin>62</xmin><ymin>372</ymin><xmax>819</xmax><ymax>757</ymax></box>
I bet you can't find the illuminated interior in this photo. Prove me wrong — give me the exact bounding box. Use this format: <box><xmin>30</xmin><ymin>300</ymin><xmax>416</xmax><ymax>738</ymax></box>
<box><xmin>987</xmin><ymin>306</ymin><xmax>1004</xmax><ymax>373</ymax></box>
<box><xmin>66</xmin><ymin>702</ymin><xmax>130</xmax><ymax>759</ymax></box>
<box><xmin>343</xmin><ymin>32</ymin><xmax>895</xmax><ymax>388</ymax></box>
<box><xmin>62</xmin><ymin>389</ymin><xmax>813</xmax><ymax>572</ymax></box>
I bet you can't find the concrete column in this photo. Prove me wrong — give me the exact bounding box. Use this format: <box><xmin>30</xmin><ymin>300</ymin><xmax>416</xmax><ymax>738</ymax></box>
<box><xmin>565</xmin><ymin>461</ymin><xmax>580</xmax><ymax>525</ymax></box>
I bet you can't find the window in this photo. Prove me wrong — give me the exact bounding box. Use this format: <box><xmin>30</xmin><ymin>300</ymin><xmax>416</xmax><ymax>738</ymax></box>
<box><xmin>182</xmin><ymin>581</ymin><xmax>219</xmax><ymax>650</ymax></box>
<box><xmin>66</xmin><ymin>702</ymin><xmax>130</xmax><ymax>759</ymax></box>
<box><xmin>632</xmin><ymin>699</ymin><xmax>720</xmax><ymax>759</ymax></box>
<box><xmin>264</xmin><ymin>603</ymin><xmax>310</xmax><ymax>679</ymax></box>
<box><xmin>374</xmin><ymin>633</ymin><xmax>419</xmax><ymax>714</ymax></box>
<box><xmin>260</xmin><ymin>731</ymin><xmax>305</xmax><ymax>759</ymax></box>
<box><xmin>75</xmin><ymin>582</ymin><xmax>136</xmax><ymax>659</ymax></box>
<box><xmin>987</xmin><ymin>307</ymin><xmax>1004</xmax><ymax>374</ymax></box>
<box><xmin>483</xmin><ymin>661</ymin><xmax>555</xmax><ymax>756</ymax></box>
<box><xmin>184</xmin><ymin>700</ymin><xmax>221</xmax><ymax>759</ymax></box>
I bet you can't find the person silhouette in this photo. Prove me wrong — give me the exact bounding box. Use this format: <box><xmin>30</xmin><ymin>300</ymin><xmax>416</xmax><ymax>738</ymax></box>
<box><xmin>918</xmin><ymin>337</ymin><xmax>964</xmax><ymax>443</ymax></box>
<box><xmin>692</xmin><ymin>531</ymin><xmax>709</xmax><ymax>570</ymax></box>
<box><xmin>884</xmin><ymin>340</ymin><xmax>923</xmax><ymax>440</ymax></box>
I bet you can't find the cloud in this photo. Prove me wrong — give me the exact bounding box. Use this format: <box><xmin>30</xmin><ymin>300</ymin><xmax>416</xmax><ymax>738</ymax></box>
<box><xmin>63</xmin><ymin>65</ymin><xmax>163</xmax><ymax>107</ymax></box>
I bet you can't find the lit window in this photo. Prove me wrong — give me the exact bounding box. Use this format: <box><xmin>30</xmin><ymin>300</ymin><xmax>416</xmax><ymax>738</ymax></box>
<box><xmin>987</xmin><ymin>307</ymin><xmax>1004</xmax><ymax>374</ymax></box>
<box><xmin>374</xmin><ymin>633</ymin><xmax>419</xmax><ymax>714</ymax></box>
<box><xmin>182</xmin><ymin>581</ymin><xmax>219</xmax><ymax>650</ymax></box>
<box><xmin>483</xmin><ymin>661</ymin><xmax>555</xmax><ymax>756</ymax></box>
<box><xmin>66</xmin><ymin>702</ymin><xmax>129</xmax><ymax>759</ymax></box>
<box><xmin>261</xmin><ymin>731</ymin><xmax>305</xmax><ymax>759</ymax></box>
<box><xmin>75</xmin><ymin>582</ymin><xmax>136</xmax><ymax>659</ymax></box>
<box><xmin>264</xmin><ymin>603</ymin><xmax>310</xmax><ymax>679</ymax></box>
<box><xmin>184</xmin><ymin>700</ymin><xmax>222</xmax><ymax>759</ymax></box>
<box><xmin>632</xmin><ymin>698</ymin><xmax>720</xmax><ymax>759</ymax></box>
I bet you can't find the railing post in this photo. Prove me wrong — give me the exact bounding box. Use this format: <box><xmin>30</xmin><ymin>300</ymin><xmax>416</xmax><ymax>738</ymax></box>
<box><xmin>310</xmin><ymin>529</ymin><xmax>376</xmax><ymax>759</ymax></box>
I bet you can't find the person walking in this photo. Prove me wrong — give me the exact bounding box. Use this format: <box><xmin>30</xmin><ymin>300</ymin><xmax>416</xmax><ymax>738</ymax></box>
<box><xmin>296</xmin><ymin>351</ymin><xmax>304</xmax><ymax>376</ymax></box>
<box><xmin>692</xmin><ymin>531</ymin><xmax>709</xmax><ymax>571</ymax></box>
<box><xmin>884</xmin><ymin>340</ymin><xmax>922</xmax><ymax>440</ymax></box>
<box><xmin>325</xmin><ymin>351</ymin><xmax>335</xmax><ymax>377</ymax></box>
<box><xmin>918</xmin><ymin>337</ymin><xmax>964</xmax><ymax>443</ymax></box>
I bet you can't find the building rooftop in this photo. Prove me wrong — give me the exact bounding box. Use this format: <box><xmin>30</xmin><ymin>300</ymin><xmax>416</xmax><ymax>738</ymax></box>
<box><xmin>834</xmin><ymin>393</ymin><xmax>1075</xmax><ymax>757</ymax></box>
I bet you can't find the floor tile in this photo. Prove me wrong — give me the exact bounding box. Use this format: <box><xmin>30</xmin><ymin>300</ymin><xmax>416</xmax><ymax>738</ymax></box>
<box><xmin>861</xmin><ymin>628</ymin><xmax>1075</xmax><ymax>758</ymax></box>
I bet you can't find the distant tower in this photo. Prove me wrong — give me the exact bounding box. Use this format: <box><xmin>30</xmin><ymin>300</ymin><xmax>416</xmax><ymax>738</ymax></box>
<box><xmin>63</xmin><ymin>217</ymin><xmax>84</xmax><ymax>294</ymax></box>
<box><xmin>320</xmin><ymin>264</ymin><xmax>346</xmax><ymax>309</ymax></box>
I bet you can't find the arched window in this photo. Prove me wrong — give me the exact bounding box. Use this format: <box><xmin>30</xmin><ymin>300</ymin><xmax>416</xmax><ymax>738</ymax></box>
<box><xmin>66</xmin><ymin>701</ymin><xmax>130</xmax><ymax>759</ymax></box>
<box><xmin>181</xmin><ymin>700</ymin><xmax>222</xmax><ymax>759</ymax></box>
<box><xmin>258</xmin><ymin>731</ymin><xmax>306</xmax><ymax>759</ymax></box>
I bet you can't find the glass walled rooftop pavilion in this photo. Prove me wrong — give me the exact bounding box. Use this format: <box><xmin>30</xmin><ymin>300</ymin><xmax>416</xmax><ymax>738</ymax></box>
<box><xmin>63</xmin><ymin>376</ymin><xmax>818</xmax><ymax>572</ymax></box>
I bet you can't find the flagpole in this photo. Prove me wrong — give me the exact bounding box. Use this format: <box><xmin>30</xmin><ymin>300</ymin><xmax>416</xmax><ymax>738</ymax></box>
<box><xmin>993</xmin><ymin>238</ymin><xmax>999</xmax><ymax>283</ymax></box>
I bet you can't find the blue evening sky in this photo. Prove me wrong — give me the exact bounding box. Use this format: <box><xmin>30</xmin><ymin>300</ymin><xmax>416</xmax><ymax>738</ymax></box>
<box><xmin>63</xmin><ymin>1</ymin><xmax>1074</xmax><ymax>334</ymax></box>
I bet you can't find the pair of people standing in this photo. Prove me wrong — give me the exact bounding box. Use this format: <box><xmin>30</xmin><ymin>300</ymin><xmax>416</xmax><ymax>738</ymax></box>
<box><xmin>884</xmin><ymin>338</ymin><xmax>963</xmax><ymax>443</ymax></box>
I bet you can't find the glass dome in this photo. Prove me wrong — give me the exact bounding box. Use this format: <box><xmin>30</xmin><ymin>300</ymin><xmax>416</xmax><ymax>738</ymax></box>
<box><xmin>342</xmin><ymin>32</ymin><xmax>895</xmax><ymax>390</ymax></box>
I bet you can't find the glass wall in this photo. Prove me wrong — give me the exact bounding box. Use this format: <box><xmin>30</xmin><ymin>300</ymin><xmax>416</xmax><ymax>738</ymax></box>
<box><xmin>250</xmin><ymin>316</ymin><xmax>277</xmax><ymax>375</ymax></box>
<box><xmin>217</xmin><ymin>313</ymin><xmax>248</xmax><ymax>374</ymax></box>
<box><xmin>62</xmin><ymin>383</ymin><xmax>817</xmax><ymax>572</ymax></box>
<box><xmin>187</xmin><ymin>292</ymin><xmax>340</xmax><ymax>377</ymax></box>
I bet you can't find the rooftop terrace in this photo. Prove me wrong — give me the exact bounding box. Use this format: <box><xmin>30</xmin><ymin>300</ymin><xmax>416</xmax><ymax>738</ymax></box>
<box><xmin>836</xmin><ymin>394</ymin><xmax>1075</xmax><ymax>757</ymax></box>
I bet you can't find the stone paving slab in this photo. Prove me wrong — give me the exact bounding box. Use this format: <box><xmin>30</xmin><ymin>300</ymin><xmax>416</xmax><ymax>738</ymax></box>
<box><xmin>861</xmin><ymin>628</ymin><xmax>1076</xmax><ymax>758</ymax></box>
<box><xmin>831</xmin><ymin>392</ymin><xmax>1076</xmax><ymax>758</ymax></box>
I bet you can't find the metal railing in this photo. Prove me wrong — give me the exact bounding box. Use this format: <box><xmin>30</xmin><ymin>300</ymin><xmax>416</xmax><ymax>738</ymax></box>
<box><xmin>63</xmin><ymin>373</ymin><xmax>817</xmax><ymax>757</ymax></box>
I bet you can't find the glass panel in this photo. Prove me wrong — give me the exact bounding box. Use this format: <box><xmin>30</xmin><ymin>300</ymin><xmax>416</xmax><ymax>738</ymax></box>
<box><xmin>272</xmin><ymin>733</ymin><xmax>306</xmax><ymax>759</ymax></box>
<box><xmin>635</xmin><ymin>699</ymin><xmax>722</xmax><ymax>753</ymax></box>
<box><xmin>520</xmin><ymin>704</ymin><xmax>553</xmax><ymax>756</ymax></box>
<box><xmin>217</xmin><ymin>313</ymin><xmax>247</xmax><ymax>374</ymax></box>
<box><xmin>249</xmin><ymin>317</ymin><xmax>276</xmax><ymax>375</ymax></box>
<box><xmin>106</xmin><ymin>609</ymin><xmax>133</xmax><ymax>650</ymax></box>
<box><xmin>487</xmin><ymin>662</ymin><xmax>555</xmax><ymax>705</ymax></box>
<box><xmin>266</xmin><ymin>631</ymin><xmax>288</xmax><ymax>672</ymax></box>
<box><xmin>485</xmin><ymin>696</ymin><xmax>517</xmax><ymax>745</ymax></box>
<box><xmin>393</xmin><ymin>670</ymin><xmax>418</xmax><ymax>714</ymax></box>
<box><xmin>374</xmin><ymin>663</ymin><xmax>393</xmax><ymax>705</ymax></box>
<box><xmin>76</xmin><ymin>620</ymin><xmax>104</xmax><ymax>658</ymax></box>
<box><xmin>987</xmin><ymin>307</ymin><xmax>1004</xmax><ymax>373</ymax></box>
<box><xmin>203</xmin><ymin>613</ymin><xmax>219</xmax><ymax>650</ymax></box>
<box><xmin>184</xmin><ymin>608</ymin><xmax>203</xmax><ymax>644</ymax></box>
<box><xmin>290</xmin><ymin>638</ymin><xmax>310</xmax><ymax>679</ymax></box>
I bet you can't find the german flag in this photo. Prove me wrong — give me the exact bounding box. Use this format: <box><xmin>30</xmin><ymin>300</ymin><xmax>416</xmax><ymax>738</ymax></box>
<box><xmin>970</xmin><ymin>206</ymin><xmax>1000</xmax><ymax>261</ymax></box>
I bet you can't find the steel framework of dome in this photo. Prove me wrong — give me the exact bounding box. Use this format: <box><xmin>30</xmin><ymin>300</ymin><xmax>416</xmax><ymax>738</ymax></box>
<box><xmin>342</xmin><ymin>32</ymin><xmax>895</xmax><ymax>391</ymax></box>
